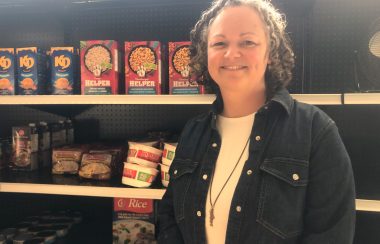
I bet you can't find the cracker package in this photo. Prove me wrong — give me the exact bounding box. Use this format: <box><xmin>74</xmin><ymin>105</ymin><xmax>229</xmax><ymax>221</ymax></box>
<box><xmin>113</xmin><ymin>198</ymin><xmax>156</xmax><ymax>244</ymax></box>
<box><xmin>125</xmin><ymin>41</ymin><xmax>162</xmax><ymax>94</ymax></box>
<box><xmin>50</xmin><ymin>47</ymin><xmax>78</xmax><ymax>95</ymax></box>
<box><xmin>0</xmin><ymin>48</ymin><xmax>16</xmax><ymax>95</ymax></box>
<box><xmin>80</xmin><ymin>40</ymin><xmax>119</xmax><ymax>95</ymax></box>
<box><xmin>16</xmin><ymin>47</ymin><xmax>47</xmax><ymax>95</ymax></box>
<box><xmin>168</xmin><ymin>42</ymin><xmax>204</xmax><ymax>94</ymax></box>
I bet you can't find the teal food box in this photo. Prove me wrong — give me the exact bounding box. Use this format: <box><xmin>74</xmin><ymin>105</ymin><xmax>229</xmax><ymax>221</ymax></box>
<box><xmin>0</xmin><ymin>48</ymin><xmax>16</xmax><ymax>95</ymax></box>
<box><xmin>50</xmin><ymin>47</ymin><xmax>77</xmax><ymax>95</ymax></box>
<box><xmin>16</xmin><ymin>47</ymin><xmax>46</xmax><ymax>95</ymax></box>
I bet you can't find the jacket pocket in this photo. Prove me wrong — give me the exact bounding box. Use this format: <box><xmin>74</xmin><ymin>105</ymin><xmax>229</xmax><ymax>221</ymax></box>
<box><xmin>257</xmin><ymin>157</ymin><xmax>309</xmax><ymax>239</ymax></box>
<box><xmin>170</xmin><ymin>158</ymin><xmax>199</xmax><ymax>223</ymax></box>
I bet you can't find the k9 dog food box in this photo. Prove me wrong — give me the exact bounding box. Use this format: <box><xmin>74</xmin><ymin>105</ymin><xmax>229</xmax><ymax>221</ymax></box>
<box><xmin>80</xmin><ymin>40</ymin><xmax>119</xmax><ymax>95</ymax></box>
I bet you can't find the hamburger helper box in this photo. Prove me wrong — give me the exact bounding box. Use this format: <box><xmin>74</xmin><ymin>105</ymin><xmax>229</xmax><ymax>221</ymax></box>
<box><xmin>168</xmin><ymin>42</ymin><xmax>204</xmax><ymax>94</ymax></box>
<box><xmin>80</xmin><ymin>40</ymin><xmax>119</xmax><ymax>95</ymax></box>
<box><xmin>0</xmin><ymin>48</ymin><xmax>16</xmax><ymax>95</ymax></box>
<box><xmin>50</xmin><ymin>47</ymin><xmax>78</xmax><ymax>95</ymax></box>
<box><xmin>125</xmin><ymin>41</ymin><xmax>162</xmax><ymax>94</ymax></box>
<box><xmin>113</xmin><ymin>198</ymin><xmax>156</xmax><ymax>243</ymax></box>
<box><xmin>16</xmin><ymin>47</ymin><xmax>47</xmax><ymax>95</ymax></box>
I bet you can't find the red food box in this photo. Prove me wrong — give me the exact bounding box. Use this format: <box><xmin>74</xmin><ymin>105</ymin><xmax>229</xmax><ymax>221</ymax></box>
<box><xmin>169</xmin><ymin>42</ymin><xmax>204</xmax><ymax>94</ymax></box>
<box><xmin>125</xmin><ymin>41</ymin><xmax>162</xmax><ymax>94</ymax></box>
<box><xmin>80</xmin><ymin>40</ymin><xmax>119</xmax><ymax>95</ymax></box>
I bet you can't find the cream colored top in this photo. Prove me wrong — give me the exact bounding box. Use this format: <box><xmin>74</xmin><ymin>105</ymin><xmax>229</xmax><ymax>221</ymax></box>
<box><xmin>205</xmin><ymin>112</ymin><xmax>255</xmax><ymax>244</ymax></box>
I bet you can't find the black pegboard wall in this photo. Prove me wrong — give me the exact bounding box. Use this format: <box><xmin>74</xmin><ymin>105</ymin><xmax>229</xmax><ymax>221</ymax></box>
<box><xmin>310</xmin><ymin>0</ymin><xmax>380</xmax><ymax>93</ymax></box>
<box><xmin>75</xmin><ymin>104</ymin><xmax>210</xmax><ymax>140</ymax></box>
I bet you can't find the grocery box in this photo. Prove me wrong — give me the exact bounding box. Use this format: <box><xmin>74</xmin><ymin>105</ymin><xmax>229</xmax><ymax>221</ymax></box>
<box><xmin>168</xmin><ymin>42</ymin><xmax>204</xmax><ymax>94</ymax></box>
<box><xmin>16</xmin><ymin>47</ymin><xmax>47</xmax><ymax>95</ymax></box>
<box><xmin>113</xmin><ymin>198</ymin><xmax>156</xmax><ymax>244</ymax></box>
<box><xmin>50</xmin><ymin>47</ymin><xmax>77</xmax><ymax>95</ymax></box>
<box><xmin>125</xmin><ymin>41</ymin><xmax>162</xmax><ymax>94</ymax></box>
<box><xmin>0</xmin><ymin>48</ymin><xmax>16</xmax><ymax>95</ymax></box>
<box><xmin>80</xmin><ymin>40</ymin><xmax>119</xmax><ymax>95</ymax></box>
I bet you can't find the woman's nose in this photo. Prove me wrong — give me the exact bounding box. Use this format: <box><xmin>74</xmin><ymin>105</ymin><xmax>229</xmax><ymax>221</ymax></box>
<box><xmin>224</xmin><ymin>45</ymin><xmax>241</xmax><ymax>58</ymax></box>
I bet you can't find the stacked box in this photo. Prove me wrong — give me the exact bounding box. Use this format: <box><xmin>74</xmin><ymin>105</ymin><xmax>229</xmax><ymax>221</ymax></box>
<box><xmin>0</xmin><ymin>48</ymin><xmax>16</xmax><ymax>95</ymax></box>
<box><xmin>16</xmin><ymin>47</ymin><xmax>47</xmax><ymax>95</ymax></box>
<box><xmin>50</xmin><ymin>47</ymin><xmax>77</xmax><ymax>95</ymax></box>
<box><xmin>80</xmin><ymin>40</ymin><xmax>119</xmax><ymax>95</ymax></box>
<box><xmin>125</xmin><ymin>41</ymin><xmax>162</xmax><ymax>94</ymax></box>
<box><xmin>168</xmin><ymin>42</ymin><xmax>204</xmax><ymax>94</ymax></box>
<box><xmin>113</xmin><ymin>198</ymin><xmax>156</xmax><ymax>244</ymax></box>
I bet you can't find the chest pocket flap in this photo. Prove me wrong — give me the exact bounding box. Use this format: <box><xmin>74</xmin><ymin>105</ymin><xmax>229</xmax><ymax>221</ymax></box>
<box><xmin>260</xmin><ymin>157</ymin><xmax>309</xmax><ymax>187</ymax></box>
<box><xmin>170</xmin><ymin>158</ymin><xmax>199</xmax><ymax>180</ymax></box>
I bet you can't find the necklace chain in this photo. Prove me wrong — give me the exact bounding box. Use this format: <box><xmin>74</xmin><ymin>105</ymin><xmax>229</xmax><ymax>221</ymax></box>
<box><xmin>208</xmin><ymin>137</ymin><xmax>250</xmax><ymax>226</ymax></box>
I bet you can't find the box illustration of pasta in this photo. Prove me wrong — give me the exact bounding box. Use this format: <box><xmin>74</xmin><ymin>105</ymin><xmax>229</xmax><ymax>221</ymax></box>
<box><xmin>16</xmin><ymin>47</ymin><xmax>47</xmax><ymax>95</ymax></box>
<box><xmin>50</xmin><ymin>47</ymin><xmax>77</xmax><ymax>95</ymax></box>
<box><xmin>0</xmin><ymin>48</ymin><xmax>16</xmax><ymax>95</ymax></box>
<box><xmin>80</xmin><ymin>40</ymin><xmax>119</xmax><ymax>95</ymax></box>
<box><xmin>168</xmin><ymin>42</ymin><xmax>204</xmax><ymax>94</ymax></box>
<box><xmin>125</xmin><ymin>41</ymin><xmax>162</xmax><ymax>94</ymax></box>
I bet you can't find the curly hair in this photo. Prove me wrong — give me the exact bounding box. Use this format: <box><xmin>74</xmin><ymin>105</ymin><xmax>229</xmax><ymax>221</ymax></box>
<box><xmin>189</xmin><ymin>0</ymin><xmax>295</xmax><ymax>98</ymax></box>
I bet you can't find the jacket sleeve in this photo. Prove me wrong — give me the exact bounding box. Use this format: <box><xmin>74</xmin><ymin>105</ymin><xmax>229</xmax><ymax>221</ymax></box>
<box><xmin>299</xmin><ymin>120</ymin><xmax>356</xmax><ymax>244</ymax></box>
<box><xmin>157</xmin><ymin>179</ymin><xmax>185</xmax><ymax>244</ymax></box>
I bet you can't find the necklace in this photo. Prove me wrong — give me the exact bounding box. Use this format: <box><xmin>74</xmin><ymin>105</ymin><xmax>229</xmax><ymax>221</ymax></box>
<box><xmin>208</xmin><ymin>137</ymin><xmax>251</xmax><ymax>227</ymax></box>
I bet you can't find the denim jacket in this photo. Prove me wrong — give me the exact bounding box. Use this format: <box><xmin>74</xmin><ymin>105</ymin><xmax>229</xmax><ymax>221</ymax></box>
<box><xmin>158</xmin><ymin>88</ymin><xmax>356</xmax><ymax>244</ymax></box>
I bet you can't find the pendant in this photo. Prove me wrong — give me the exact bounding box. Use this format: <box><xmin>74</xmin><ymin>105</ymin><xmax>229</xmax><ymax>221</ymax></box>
<box><xmin>210</xmin><ymin>207</ymin><xmax>215</xmax><ymax>226</ymax></box>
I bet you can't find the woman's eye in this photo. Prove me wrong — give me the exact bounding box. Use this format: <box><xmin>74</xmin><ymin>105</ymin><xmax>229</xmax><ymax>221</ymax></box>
<box><xmin>241</xmin><ymin>40</ymin><xmax>256</xmax><ymax>46</ymax></box>
<box><xmin>211</xmin><ymin>42</ymin><xmax>226</xmax><ymax>47</ymax></box>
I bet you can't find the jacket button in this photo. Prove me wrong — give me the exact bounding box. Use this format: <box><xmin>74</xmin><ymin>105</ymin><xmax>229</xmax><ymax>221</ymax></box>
<box><xmin>212</xmin><ymin>143</ymin><xmax>218</xmax><ymax>148</ymax></box>
<box><xmin>196</xmin><ymin>211</ymin><xmax>202</xmax><ymax>217</ymax></box>
<box><xmin>247</xmin><ymin>169</ymin><xmax>253</xmax><ymax>175</ymax></box>
<box><xmin>255</xmin><ymin>136</ymin><xmax>261</xmax><ymax>141</ymax></box>
<box><xmin>292</xmin><ymin>173</ymin><xmax>300</xmax><ymax>181</ymax></box>
<box><xmin>174</xmin><ymin>170</ymin><xmax>178</xmax><ymax>175</ymax></box>
<box><xmin>202</xmin><ymin>174</ymin><xmax>208</xmax><ymax>180</ymax></box>
<box><xmin>236</xmin><ymin>206</ymin><xmax>242</xmax><ymax>212</ymax></box>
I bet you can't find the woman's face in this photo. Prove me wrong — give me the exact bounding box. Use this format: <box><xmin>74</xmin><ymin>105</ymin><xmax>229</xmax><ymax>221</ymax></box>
<box><xmin>207</xmin><ymin>6</ymin><xmax>270</xmax><ymax>95</ymax></box>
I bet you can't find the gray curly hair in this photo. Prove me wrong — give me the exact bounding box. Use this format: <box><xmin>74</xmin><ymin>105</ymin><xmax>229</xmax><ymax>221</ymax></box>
<box><xmin>189</xmin><ymin>0</ymin><xmax>295</xmax><ymax>98</ymax></box>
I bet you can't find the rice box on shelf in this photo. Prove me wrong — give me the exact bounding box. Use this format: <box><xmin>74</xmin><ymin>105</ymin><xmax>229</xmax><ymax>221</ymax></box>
<box><xmin>113</xmin><ymin>198</ymin><xmax>156</xmax><ymax>244</ymax></box>
<box><xmin>50</xmin><ymin>47</ymin><xmax>77</xmax><ymax>95</ymax></box>
<box><xmin>0</xmin><ymin>48</ymin><xmax>16</xmax><ymax>95</ymax></box>
<box><xmin>16</xmin><ymin>47</ymin><xmax>47</xmax><ymax>95</ymax></box>
<box><xmin>80</xmin><ymin>40</ymin><xmax>119</xmax><ymax>95</ymax></box>
<box><xmin>125</xmin><ymin>41</ymin><xmax>162</xmax><ymax>94</ymax></box>
<box><xmin>168</xmin><ymin>42</ymin><xmax>204</xmax><ymax>94</ymax></box>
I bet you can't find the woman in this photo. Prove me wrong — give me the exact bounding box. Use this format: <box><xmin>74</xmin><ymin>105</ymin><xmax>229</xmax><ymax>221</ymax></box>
<box><xmin>158</xmin><ymin>0</ymin><xmax>356</xmax><ymax>243</ymax></box>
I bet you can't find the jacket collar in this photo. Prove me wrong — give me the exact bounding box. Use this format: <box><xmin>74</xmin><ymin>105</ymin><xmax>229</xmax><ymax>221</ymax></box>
<box><xmin>205</xmin><ymin>87</ymin><xmax>293</xmax><ymax>129</ymax></box>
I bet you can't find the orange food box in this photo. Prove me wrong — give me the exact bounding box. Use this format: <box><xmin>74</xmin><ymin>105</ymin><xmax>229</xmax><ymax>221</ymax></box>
<box><xmin>125</xmin><ymin>41</ymin><xmax>162</xmax><ymax>94</ymax></box>
<box><xmin>80</xmin><ymin>40</ymin><xmax>119</xmax><ymax>95</ymax></box>
<box><xmin>168</xmin><ymin>42</ymin><xmax>204</xmax><ymax>94</ymax></box>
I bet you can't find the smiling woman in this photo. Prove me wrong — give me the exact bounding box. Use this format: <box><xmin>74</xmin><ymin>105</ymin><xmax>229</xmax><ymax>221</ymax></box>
<box><xmin>158</xmin><ymin>1</ymin><xmax>356</xmax><ymax>244</ymax></box>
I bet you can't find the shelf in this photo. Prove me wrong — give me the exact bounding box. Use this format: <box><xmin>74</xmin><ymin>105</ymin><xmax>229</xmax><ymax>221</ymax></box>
<box><xmin>344</xmin><ymin>93</ymin><xmax>380</xmax><ymax>104</ymax></box>
<box><xmin>0</xmin><ymin>94</ymin><xmax>344</xmax><ymax>105</ymax></box>
<box><xmin>0</xmin><ymin>170</ymin><xmax>165</xmax><ymax>199</ymax></box>
<box><xmin>0</xmin><ymin>95</ymin><xmax>216</xmax><ymax>105</ymax></box>
<box><xmin>356</xmin><ymin>199</ymin><xmax>380</xmax><ymax>212</ymax></box>
<box><xmin>291</xmin><ymin>94</ymin><xmax>342</xmax><ymax>105</ymax></box>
